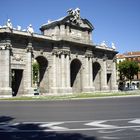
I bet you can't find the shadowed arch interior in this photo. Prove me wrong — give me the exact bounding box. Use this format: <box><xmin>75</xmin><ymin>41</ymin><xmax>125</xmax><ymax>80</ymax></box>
<box><xmin>93</xmin><ymin>62</ymin><xmax>101</xmax><ymax>91</ymax></box>
<box><xmin>93</xmin><ymin>62</ymin><xmax>101</xmax><ymax>81</ymax></box>
<box><xmin>36</xmin><ymin>56</ymin><xmax>48</xmax><ymax>86</ymax></box>
<box><xmin>70</xmin><ymin>59</ymin><xmax>82</xmax><ymax>87</ymax></box>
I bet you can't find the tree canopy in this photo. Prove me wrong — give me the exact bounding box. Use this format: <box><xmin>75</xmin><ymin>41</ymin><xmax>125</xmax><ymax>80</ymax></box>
<box><xmin>118</xmin><ymin>60</ymin><xmax>139</xmax><ymax>82</ymax></box>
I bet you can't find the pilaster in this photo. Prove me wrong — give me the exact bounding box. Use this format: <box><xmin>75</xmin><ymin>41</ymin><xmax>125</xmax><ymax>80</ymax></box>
<box><xmin>101</xmin><ymin>56</ymin><xmax>108</xmax><ymax>91</ymax></box>
<box><xmin>0</xmin><ymin>39</ymin><xmax>12</xmax><ymax>97</ymax></box>
<box><xmin>83</xmin><ymin>51</ymin><xmax>95</xmax><ymax>93</ymax></box>
<box><xmin>24</xmin><ymin>41</ymin><xmax>34</xmax><ymax>95</ymax></box>
<box><xmin>111</xmin><ymin>58</ymin><xmax>118</xmax><ymax>91</ymax></box>
<box><xmin>51</xmin><ymin>48</ymin><xmax>72</xmax><ymax>94</ymax></box>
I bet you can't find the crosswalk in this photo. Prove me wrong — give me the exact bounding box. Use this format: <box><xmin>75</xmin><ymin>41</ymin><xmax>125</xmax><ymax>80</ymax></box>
<box><xmin>0</xmin><ymin>118</ymin><xmax>140</xmax><ymax>132</ymax></box>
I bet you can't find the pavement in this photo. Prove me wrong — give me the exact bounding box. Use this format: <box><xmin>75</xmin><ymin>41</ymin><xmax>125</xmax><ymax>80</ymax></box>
<box><xmin>0</xmin><ymin>96</ymin><xmax>140</xmax><ymax>139</ymax></box>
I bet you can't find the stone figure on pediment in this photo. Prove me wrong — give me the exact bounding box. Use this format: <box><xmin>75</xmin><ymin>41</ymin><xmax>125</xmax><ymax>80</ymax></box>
<box><xmin>111</xmin><ymin>42</ymin><xmax>116</xmax><ymax>50</ymax></box>
<box><xmin>27</xmin><ymin>24</ymin><xmax>34</xmax><ymax>35</ymax></box>
<box><xmin>6</xmin><ymin>19</ymin><xmax>13</xmax><ymax>30</ymax></box>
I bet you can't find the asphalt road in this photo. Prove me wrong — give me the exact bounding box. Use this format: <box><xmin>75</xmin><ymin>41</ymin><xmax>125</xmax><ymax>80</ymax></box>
<box><xmin>0</xmin><ymin>96</ymin><xmax>140</xmax><ymax>140</ymax></box>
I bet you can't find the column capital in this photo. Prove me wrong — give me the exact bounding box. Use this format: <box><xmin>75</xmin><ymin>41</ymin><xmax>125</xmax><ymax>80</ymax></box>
<box><xmin>0</xmin><ymin>42</ymin><xmax>12</xmax><ymax>50</ymax></box>
<box><xmin>62</xmin><ymin>50</ymin><xmax>70</xmax><ymax>56</ymax></box>
<box><xmin>27</xmin><ymin>42</ymin><xmax>33</xmax><ymax>52</ymax></box>
<box><xmin>85</xmin><ymin>53</ymin><xmax>93</xmax><ymax>58</ymax></box>
<box><xmin>52</xmin><ymin>49</ymin><xmax>70</xmax><ymax>56</ymax></box>
<box><xmin>103</xmin><ymin>54</ymin><xmax>108</xmax><ymax>61</ymax></box>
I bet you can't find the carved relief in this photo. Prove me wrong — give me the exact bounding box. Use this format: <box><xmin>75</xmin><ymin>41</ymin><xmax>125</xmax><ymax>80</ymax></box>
<box><xmin>52</xmin><ymin>49</ymin><xmax>70</xmax><ymax>56</ymax></box>
<box><xmin>12</xmin><ymin>54</ymin><xmax>23</xmax><ymax>61</ymax></box>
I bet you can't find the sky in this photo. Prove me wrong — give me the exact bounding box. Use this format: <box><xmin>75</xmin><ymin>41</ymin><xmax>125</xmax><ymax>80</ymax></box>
<box><xmin>0</xmin><ymin>0</ymin><xmax>140</xmax><ymax>54</ymax></box>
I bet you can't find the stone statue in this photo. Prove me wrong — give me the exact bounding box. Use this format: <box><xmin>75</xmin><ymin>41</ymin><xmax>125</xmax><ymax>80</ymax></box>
<box><xmin>101</xmin><ymin>41</ymin><xmax>108</xmax><ymax>48</ymax></box>
<box><xmin>27</xmin><ymin>24</ymin><xmax>34</xmax><ymax>35</ymax></box>
<box><xmin>6</xmin><ymin>19</ymin><xmax>13</xmax><ymax>30</ymax></box>
<box><xmin>111</xmin><ymin>42</ymin><xmax>116</xmax><ymax>50</ymax></box>
<box><xmin>67</xmin><ymin>8</ymin><xmax>81</xmax><ymax>25</ymax></box>
<box><xmin>17</xmin><ymin>25</ymin><xmax>21</xmax><ymax>31</ymax></box>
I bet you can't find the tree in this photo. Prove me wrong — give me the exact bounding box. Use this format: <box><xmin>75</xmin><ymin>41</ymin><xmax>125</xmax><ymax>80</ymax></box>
<box><xmin>118</xmin><ymin>60</ymin><xmax>139</xmax><ymax>85</ymax></box>
<box><xmin>32</xmin><ymin>61</ymin><xmax>39</xmax><ymax>85</ymax></box>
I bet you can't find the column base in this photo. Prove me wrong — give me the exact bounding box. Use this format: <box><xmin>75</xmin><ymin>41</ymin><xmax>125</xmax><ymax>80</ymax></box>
<box><xmin>101</xmin><ymin>86</ymin><xmax>109</xmax><ymax>92</ymax></box>
<box><xmin>23</xmin><ymin>88</ymin><xmax>34</xmax><ymax>96</ymax></box>
<box><xmin>0</xmin><ymin>87</ymin><xmax>12</xmax><ymax>97</ymax></box>
<box><xmin>50</xmin><ymin>87</ymin><xmax>72</xmax><ymax>95</ymax></box>
<box><xmin>111</xmin><ymin>85</ymin><xmax>118</xmax><ymax>92</ymax></box>
<box><xmin>82</xmin><ymin>87</ymin><xmax>95</xmax><ymax>93</ymax></box>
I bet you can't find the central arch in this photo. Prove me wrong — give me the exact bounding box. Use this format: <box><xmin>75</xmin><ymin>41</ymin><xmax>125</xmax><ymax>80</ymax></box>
<box><xmin>93</xmin><ymin>62</ymin><xmax>101</xmax><ymax>91</ymax></box>
<box><xmin>70</xmin><ymin>59</ymin><xmax>82</xmax><ymax>93</ymax></box>
<box><xmin>35</xmin><ymin>56</ymin><xmax>48</xmax><ymax>93</ymax></box>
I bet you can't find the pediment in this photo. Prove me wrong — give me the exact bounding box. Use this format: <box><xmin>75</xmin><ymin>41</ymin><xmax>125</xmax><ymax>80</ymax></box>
<box><xmin>40</xmin><ymin>8</ymin><xmax>94</xmax><ymax>32</ymax></box>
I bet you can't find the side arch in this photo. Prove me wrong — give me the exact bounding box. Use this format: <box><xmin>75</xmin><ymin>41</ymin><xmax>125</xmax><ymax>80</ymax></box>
<box><xmin>34</xmin><ymin>56</ymin><xmax>49</xmax><ymax>93</ymax></box>
<box><xmin>92</xmin><ymin>62</ymin><xmax>101</xmax><ymax>91</ymax></box>
<box><xmin>70</xmin><ymin>59</ymin><xmax>82</xmax><ymax>93</ymax></box>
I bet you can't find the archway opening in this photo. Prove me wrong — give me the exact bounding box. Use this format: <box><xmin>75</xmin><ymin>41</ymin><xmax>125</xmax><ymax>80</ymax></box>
<box><xmin>70</xmin><ymin>59</ymin><xmax>82</xmax><ymax>92</ymax></box>
<box><xmin>92</xmin><ymin>62</ymin><xmax>101</xmax><ymax>91</ymax></box>
<box><xmin>12</xmin><ymin>69</ymin><xmax>23</xmax><ymax>96</ymax></box>
<box><xmin>35</xmin><ymin>56</ymin><xmax>48</xmax><ymax>93</ymax></box>
<box><xmin>107</xmin><ymin>73</ymin><xmax>111</xmax><ymax>90</ymax></box>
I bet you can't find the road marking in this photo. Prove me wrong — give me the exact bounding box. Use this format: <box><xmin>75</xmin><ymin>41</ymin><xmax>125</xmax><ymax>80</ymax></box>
<box><xmin>101</xmin><ymin>136</ymin><xmax>119</xmax><ymax>139</ymax></box>
<box><xmin>98</xmin><ymin>129</ymin><xmax>124</xmax><ymax>134</ymax></box>
<box><xmin>39</xmin><ymin>122</ymin><xmax>69</xmax><ymax>130</ymax></box>
<box><xmin>0</xmin><ymin>118</ymin><xmax>140</xmax><ymax>132</ymax></box>
<box><xmin>129</xmin><ymin>119</ymin><xmax>140</xmax><ymax>124</ymax></box>
<box><xmin>85</xmin><ymin>121</ymin><xmax>117</xmax><ymax>128</ymax></box>
<box><xmin>11</xmin><ymin>118</ymin><xmax>140</xmax><ymax>124</ymax></box>
<box><xmin>0</xmin><ymin>124</ymin><xmax>140</xmax><ymax>132</ymax></box>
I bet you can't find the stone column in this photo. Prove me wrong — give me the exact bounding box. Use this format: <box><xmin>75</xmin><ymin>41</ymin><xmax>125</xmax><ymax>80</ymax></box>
<box><xmin>111</xmin><ymin>59</ymin><xmax>118</xmax><ymax>91</ymax></box>
<box><xmin>88</xmin><ymin>55</ymin><xmax>95</xmax><ymax>92</ymax></box>
<box><xmin>101</xmin><ymin>58</ymin><xmax>108</xmax><ymax>91</ymax></box>
<box><xmin>89</xmin><ymin>57</ymin><xmax>93</xmax><ymax>87</ymax></box>
<box><xmin>53</xmin><ymin>54</ymin><xmax>57</xmax><ymax>88</ymax></box>
<box><xmin>83</xmin><ymin>53</ymin><xmax>95</xmax><ymax>92</ymax></box>
<box><xmin>60</xmin><ymin>50</ymin><xmax>72</xmax><ymax>93</ymax></box>
<box><xmin>51</xmin><ymin>49</ymin><xmax>58</xmax><ymax>93</ymax></box>
<box><xmin>24</xmin><ymin>41</ymin><xmax>33</xmax><ymax>95</ymax></box>
<box><xmin>61</xmin><ymin>52</ymin><xmax>65</xmax><ymax>87</ymax></box>
<box><xmin>85</xmin><ymin>57</ymin><xmax>89</xmax><ymax>87</ymax></box>
<box><xmin>66</xmin><ymin>54</ymin><xmax>70</xmax><ymax>87</ymax></box>
<box><xmin>0</xmin><ymin>40</ymin><xmax>12</xmax><ymax>97</ymax></box>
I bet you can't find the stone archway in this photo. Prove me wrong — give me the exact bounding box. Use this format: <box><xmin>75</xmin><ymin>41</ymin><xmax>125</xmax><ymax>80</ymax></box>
<box><xmin>70</xmin><ymin>59</ymin><xmax>82</xmax><ymax>93</ymax></box>
<box><xmin>35</xmin><ymin>56</ymin><xmax>48</xmax><ymax>93</ymax></box>
<box><xmin>93</xmin><ymin>62</ymin><xmax>101</xmax><ymax>91</ymax></box>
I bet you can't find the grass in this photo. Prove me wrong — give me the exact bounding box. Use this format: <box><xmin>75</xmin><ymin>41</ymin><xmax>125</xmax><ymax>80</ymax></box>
<box><xmin>0</xmin><ymin>90</ymin><xmax>140</xmax><ymax>101</ymax></box>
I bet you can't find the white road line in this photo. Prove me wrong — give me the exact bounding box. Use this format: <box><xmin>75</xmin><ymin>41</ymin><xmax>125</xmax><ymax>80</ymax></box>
<box><xmin>129</xmin><ymin>119</ymin><xmax>140</xmax><ymax>124</ymax></box>
<box><xmin>12</xmin><ymin>117</ymin><xmax>140</xmax><ymax>124</ymax></box>
<box><xmin>0</xmin><ymin>125</ymin><xmax>140</xmax><ymax>132</ymax></box>
<box><xmin>85</xmin><ymin>121</ymin><xmax>117</xmax><ymax>128</ymax></box>
<box><xmin>0</xmin><ymin>118</ymin><xmax>140</xmax><ymax>133</ymax></box>
<box><xmin>101</xmin><ymin>136</ymin><xmax>119</xmax><ymax>139</ymax></box>
<box><xmin>39</xmin><ymin>122</ymin><xmax>69</xmax><ymax>130</ymax></box>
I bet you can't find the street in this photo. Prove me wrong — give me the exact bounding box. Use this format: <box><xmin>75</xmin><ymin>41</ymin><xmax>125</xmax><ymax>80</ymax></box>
<box><xmin>0</xmin><ymin>96</ymin><xmax>140</xmax><ymax>139</ymax></box>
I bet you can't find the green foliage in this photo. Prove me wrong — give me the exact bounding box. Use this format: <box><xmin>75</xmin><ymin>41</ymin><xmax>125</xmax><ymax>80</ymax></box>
<box><xmin>118</xmin><ymin>60</ymin><xmax>139</xmax><ymax>82</ymax></box>
<box><xmin>32</xmin><ymin>61</ymin><xmax>39</xmax><ymax>84</ymax></box>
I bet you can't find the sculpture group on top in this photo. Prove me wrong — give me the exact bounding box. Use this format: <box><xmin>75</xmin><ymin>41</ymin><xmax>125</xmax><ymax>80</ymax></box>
<box><xmin>67</xmin><ymin>8</ymin><xmax>81</xmax><ymax>25</ymax></box>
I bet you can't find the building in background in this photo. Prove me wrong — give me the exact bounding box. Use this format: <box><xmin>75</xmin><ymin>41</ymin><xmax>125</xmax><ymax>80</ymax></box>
<box><xmin>117</xmin><ymin>52</ymin><xmax>140</xmax><ymax>90</ymax></box>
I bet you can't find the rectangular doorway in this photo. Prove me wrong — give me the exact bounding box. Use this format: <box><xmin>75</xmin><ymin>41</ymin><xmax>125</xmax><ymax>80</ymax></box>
<box><xmin>12</xmin><ymin>69</ymin><xmax>23</xmax><ymax>96</ymax></box>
